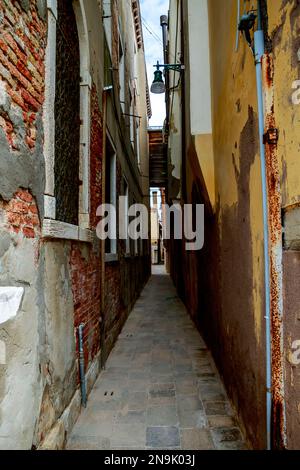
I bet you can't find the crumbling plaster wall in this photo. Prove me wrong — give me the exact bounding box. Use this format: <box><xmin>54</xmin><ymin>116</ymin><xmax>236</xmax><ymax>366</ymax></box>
<box><xmin>0</xmin><ymin>0</ymin><xmax>47</xmax><ymax>449</ymax></box>
<box><xmin>0</xmin><ymin>192</ymin><xmax>43</xmax><ymax>449</ymax></box>
<box><xmin>204</xmin><ymin>0</ymin><xmax>266</xmax><ymax>449</ymax></box>
<box><xmin>267</xmin><ymin>0</ymin><xmax>300</xmax><ymax>449</ymax></box>
<box><xmin>1</xmin><ymin>0</ymin><xmax>150</xmax><ymax>450</ymax></box>
<box><xmin>0</xmin><ymin>0</ymin><xmax>103</xmax><ymax>450</ymax></box>
<box><xmin>169</xmin><ymin>0</ymin><xmax>267</xmax><ymax>449</ymax></box>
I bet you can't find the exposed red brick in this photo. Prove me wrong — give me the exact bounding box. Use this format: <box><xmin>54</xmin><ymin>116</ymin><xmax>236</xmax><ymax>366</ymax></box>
<box><xmin>29</xmin><ymin>204</ymin><xmax>38</xmax><ymax>214</ymax></box>
<box><xmin>16</xmin><ymin>189</ymin><xmax>33</xmax><ymax>203</ymax></box>
<box><xmin>0</xmin><ymin>0</ymin><xmax>46</xmax><ymax>150</ymax></box>
<box><xmin>21</xmin><ymin>88</ymin><xmax>40</xmax><ymax>111</ymax></box>
<box><xmin>26</xmin><ymin>135</ymin><xmax>36</xmax><ymax>149</ymax></box>
<box><xmin>0</xmin><ymin>39</ymin><xmax>8</xmax><ymax>54</ymax></box>
<box><xmin>8</xmin><ymin>89</ymin><xmax>28</xmax><ymax>111</ymax></box>
<box><xmin>11</xmin><ymin>200</ymin><xmax>29</xmax><ymax>214</ymax></box>
<box><xmin>22</xmin><ymin>226</ymin><xmax>35</xmax><ymax>238</ymax></box>
<box><xmin>17</xmin><ymin>60</ymin><xmax>33</xmax><ymax>82</ymax></box>
<box><xmin>7</xmin><ymin>212</ymin><xmax>22</xmax><ymax>226</ymax></box>
<box><xmin>90</xmin><ymin>85</ymin><xmax>103</xmax><ymax>229</ymax></box>
<box><xmin>0</xmin><ymin>189</ymin><xmax>41</xmax><ymax>239</ymax></box>
<box><xmin>70</xmin><ymin>244</ymin><xmax>101</xmax><ymax>371</ymax></box>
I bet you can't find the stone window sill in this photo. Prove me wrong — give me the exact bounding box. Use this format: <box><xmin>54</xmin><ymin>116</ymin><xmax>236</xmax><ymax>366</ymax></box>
<box><xmin>42</xmin><ymin>219</ymin><xmax>94</xmax><ymax>243</ymax></box>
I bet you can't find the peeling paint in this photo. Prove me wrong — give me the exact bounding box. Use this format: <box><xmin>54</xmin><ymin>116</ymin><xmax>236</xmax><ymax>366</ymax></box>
<box><xmin>262</xmin><ymin>53</ymin><xmax>286</xmax><ymax>450</ymax></box>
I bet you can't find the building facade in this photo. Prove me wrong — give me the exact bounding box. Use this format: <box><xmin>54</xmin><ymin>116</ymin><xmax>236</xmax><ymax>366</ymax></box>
<box><xmin>150</xmin><ymin>188</ymin><xmax>163</xmax><ymax>265</ymax></box>
<box><xmin>0</xmin><ymin>0</ymin><xmax>150</xmax><ymax>449</ymax></box>
<box><xmin>166</xmin><ymin>0</ymin><xmax>300</xmax><ymax>450</ymax></box>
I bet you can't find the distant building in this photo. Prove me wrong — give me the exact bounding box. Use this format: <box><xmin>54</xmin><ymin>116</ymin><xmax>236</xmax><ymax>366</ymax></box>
<box><xmin>150</xmin><ymin>189</ymin><xmax>163</xmax><ymax>265</ymax></box>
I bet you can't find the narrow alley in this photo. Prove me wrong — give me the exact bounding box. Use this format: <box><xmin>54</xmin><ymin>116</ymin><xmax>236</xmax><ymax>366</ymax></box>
<box><xmin>67</xmin><ymin>267</ymin><xmax>246</xmax><ymax>450</ymax></box>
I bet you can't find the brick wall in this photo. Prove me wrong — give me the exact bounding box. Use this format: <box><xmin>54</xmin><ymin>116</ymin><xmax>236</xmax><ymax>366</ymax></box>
<box><xmin>0</xmin><ymin>0</ymin><xmax>46</xmax><ymax>151</ymax></box>
<box><xmin>90</xmin><ymin>84</ymin><xmax>103</xmax><ymax>230</ymax></box>
<box><xmin>105</xmin><ymin>264</ymin><xmax>122</xmax><ymax>333</ymax></box>
<box><xmin>70</xmin><ymin>84</ymin><xmax>103</xmax><ymax>371</ymax></box>
<box><xmin>70</xmin><ymin>243</ymin><xmax>101</xmax><ymax>368</ymax></box>
<box><xmin>0</xmin><ymin>188</ymin><xmax>40</xmax><ymax>238</ymax></box>
<box><xmin>0</xmin><ymin>0</ymin><xmax>151</xmax><ymax>450</ymax></box>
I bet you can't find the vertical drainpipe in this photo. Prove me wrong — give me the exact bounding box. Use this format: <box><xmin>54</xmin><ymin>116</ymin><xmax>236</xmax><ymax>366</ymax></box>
<box><xmin>235</xmin><ymin>0</ymin><xmax>241</xmax><ymax>52</ymax></box>
<box><xmin>160</xmin><ymin>15</ymin><xmax>169</xmax><ymax>130</ymax></box>
<box><xmin>254</xmin><ymin>3</ymin><xmax>272</xmax><ymax>450</ymax></box>
<box><xmin>78</xmin><ymin>323</ymin><xmax>87</xmax><ymax>407</ymax></box>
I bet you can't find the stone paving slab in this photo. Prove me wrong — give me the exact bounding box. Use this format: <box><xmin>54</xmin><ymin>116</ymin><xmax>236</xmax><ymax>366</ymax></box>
<box><xmin>67</xmin><ymin>266</ymin><xmax>247</xmax><ymax>450</ymax></box>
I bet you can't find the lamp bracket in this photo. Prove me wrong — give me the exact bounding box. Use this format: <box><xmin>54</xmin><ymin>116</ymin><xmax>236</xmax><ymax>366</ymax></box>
<box><xmin>153</xmin><ymin>63</ymin><xmax>185</xmax><ymax>73</ymax></box>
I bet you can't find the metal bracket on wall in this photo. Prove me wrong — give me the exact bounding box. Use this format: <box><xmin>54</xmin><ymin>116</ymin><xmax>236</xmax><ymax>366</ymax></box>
<box><xmin>263</xmin><ymin>128</ymin><xmax>279</xmax><ymax>145</ymax></box>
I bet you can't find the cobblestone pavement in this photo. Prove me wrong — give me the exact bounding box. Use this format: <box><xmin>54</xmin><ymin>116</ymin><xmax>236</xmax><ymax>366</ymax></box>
<box><xmin>67</xmin><ymin>266</ymin><xmax>247</xmax><ymax>450</ymax></box>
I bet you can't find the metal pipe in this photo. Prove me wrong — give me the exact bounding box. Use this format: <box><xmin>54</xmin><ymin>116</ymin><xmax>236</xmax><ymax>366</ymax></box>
<box><xmin>78</xmin><ymin>323</ymin><xmax>87</xmax><ymax>407</ymax></box>
<box><xmin>235</xmin><ymin>0</ymin><xmax>241</xmax><ymax>52</ymax></box>
<box><xmin>160</xmin><ymin>15</ymin><xmax>168</xmax><ymax>65</ymax></box>
<box><xmin>160</xmin><ymin>15</ymin><xmax>170</xmax><ymax>126</ymax></box>
<box><xmin>254</xmin><ymin>2</ymin><xmax>272</xmax><ymax>449</ymax></box>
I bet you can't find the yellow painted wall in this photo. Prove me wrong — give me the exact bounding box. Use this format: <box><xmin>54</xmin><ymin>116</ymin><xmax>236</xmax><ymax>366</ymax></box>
<box><xmin>266</xmin><ymin>0</ymin><xmax>300</xmax><ymax>449</ymax></box>
<box><xmin>207</xmin><ymin>0</ymin><xmax>266</xmax><ymax>448</ymax></box>
<box><xmin>168</xmin><ymin>0</ymin><xmax>300</xmax><ymax>449</ymax></box>
<box><xmin>194</xmin><ymin>134</ymin><xmax>215</xmax><ymax>207</ymax></box>
<box><xmin>268</xmin><ymin>0</ymin><xmax>300</xmax><ymax>208</ymax></box>
<box><xmin>209</xmin><ymin>0</ymin><xmax>265</xmax><ymax>339</ymax></box>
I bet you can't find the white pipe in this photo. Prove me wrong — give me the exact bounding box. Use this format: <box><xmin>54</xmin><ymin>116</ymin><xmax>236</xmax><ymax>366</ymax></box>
<box><xmin>254</xmin><ymin>5</ymin><xmax>272</xmax><ymax>449</ymax></box>
<box><xmin>235</xmin><ymin>0</ymin><xmax>241</xmax><ymax>52</ymax></box>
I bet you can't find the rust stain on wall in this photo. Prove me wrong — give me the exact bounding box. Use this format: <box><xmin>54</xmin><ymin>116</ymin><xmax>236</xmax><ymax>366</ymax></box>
<box><xmin>262</xmin><ymin>53</ymin><xmax>286</xmax><ymax>449</ymax></box>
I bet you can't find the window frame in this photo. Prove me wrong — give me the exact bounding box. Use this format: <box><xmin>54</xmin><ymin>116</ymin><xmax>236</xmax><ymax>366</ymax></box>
<box><xmin>105</xmin><ymin>132</ymin><xmax>118</xmax><ymax>260</ymax></box>
<box><xmin>122</xmin><ymin>178</ymin><xmax>130</xmax><ymax>257</ymax></box>
<box><xmin>42</xmin><ymin>0</ymin><xmax>92</xmax><ymax>242</ymax></box>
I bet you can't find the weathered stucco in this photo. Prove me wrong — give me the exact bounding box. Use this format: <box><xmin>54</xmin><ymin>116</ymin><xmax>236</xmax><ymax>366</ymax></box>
<box><xmin>0</xmin><ymin>0</ymin><xmax>150</xmax><ymax>450</ymax></box>
<box><xmin>267</xmin><ymin>0</ymin><xmax>300</xmax><ymax>449</ymax></box>
<box><xmin>168</xmin><ymin>0</ymin><xmax>300</xmax><ymax>450</ymax></box>
<box><xmin>0</xmin><ymin>229</ymin><xmax>43</xmax><ymax>449</ymax></box>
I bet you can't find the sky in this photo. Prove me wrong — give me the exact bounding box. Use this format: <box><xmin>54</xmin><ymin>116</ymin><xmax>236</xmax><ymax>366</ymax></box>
<box><xmin>140</xmin><ymin>0</ymin><xmax>169</xmax><ymax>127</ymax></box>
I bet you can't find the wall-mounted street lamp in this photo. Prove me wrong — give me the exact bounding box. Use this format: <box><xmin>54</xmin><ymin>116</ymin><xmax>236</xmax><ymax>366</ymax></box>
<box><xmin>151</xmin><ymin>61</ymin><xmax>185</xmax><ymax>94</ymax></box>
<box><xmin>238</xmin><ymin>11</ymin><xmax>257</xmax><ymax>51</ymax></box>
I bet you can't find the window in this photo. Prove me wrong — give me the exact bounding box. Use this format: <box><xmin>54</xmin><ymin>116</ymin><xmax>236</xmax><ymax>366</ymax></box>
<box><xmin>124</xmin><ymin>181</ymin><xmax>130</xmax><ymax>255</ymax></box>
<box><xmin>54</xmin><ymin>0</ymin><xmax>80</xmax><ymax>225</ymax></box>
<box><xmin>135</xmin><ymin>120</ymin><xmax>141</xmax><ymax>167</ymax></box>
<box><xmin>133</xmin><ymin>198</ymin><xmax>139</xmax><ymax>257</ymax></box>
<box><xmin>104</xmin><ymin>35</ymin><xmax>113</xmax><ymax>88</ymax></box>
<box><xmin>43</xmin><ymin>0</ymin><xmax>91</xmax><ymax>241</ymax></box>
<box><xmin>103</xmin><ymin>0</ymin><xmax>112</xmax><ymax>55</ymax></box>
<box><xmin>129</xmin><ymin>87</ymin><xmax>135</xmax><ymax>147</ymax></box>
<box><xmin>105</xmin><ymin>134</ymin><xmax>117</xmax><ymax>255</ymax></box>
<box><xmin>119</xmin><ymin>22</ymin><xmax>125</xmax><ymax>113</ymax></box>
<box><xmin>120</xmin><ymin>178</ymin><xmax>130</xmax><ymax>255</ymax></box>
